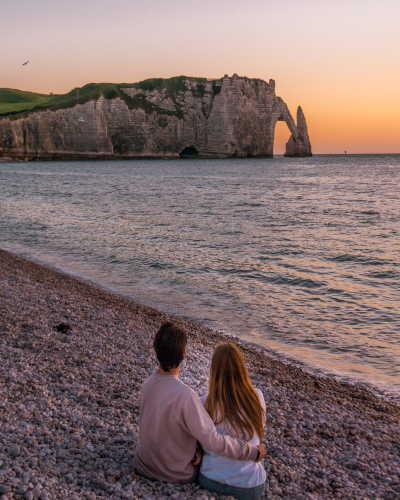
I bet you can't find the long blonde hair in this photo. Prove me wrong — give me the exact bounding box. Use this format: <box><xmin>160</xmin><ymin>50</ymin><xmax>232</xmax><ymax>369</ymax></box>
<box><xmin>205</xmin><ymin>342</ymin><xmax>265</xmax><ymax>441</ymax></box>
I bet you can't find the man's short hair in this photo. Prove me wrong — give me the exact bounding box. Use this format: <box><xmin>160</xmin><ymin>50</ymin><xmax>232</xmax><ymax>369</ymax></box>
<box><xmin>153</xmin><ymin>322</ymin><xmax>187</xmax><ymax>372</ymax></box>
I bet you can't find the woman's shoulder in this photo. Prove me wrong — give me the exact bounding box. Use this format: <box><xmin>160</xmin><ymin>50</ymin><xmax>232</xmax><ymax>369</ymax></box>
<box><xmin>254</xmin><ymin>387</ymin><xmax>266</xmax><ymax>410</ymax></box>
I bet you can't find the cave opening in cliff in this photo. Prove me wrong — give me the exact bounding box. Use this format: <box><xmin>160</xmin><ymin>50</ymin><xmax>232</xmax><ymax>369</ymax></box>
<box><xmin>179</xmin><ymin>146</ymin><xmax>199</xmax><ymax>159</ymax></box>
<box><xmin>274</xmin><ymin>120</ymin><xmax>292</xmax><ymax>156</ymax></box>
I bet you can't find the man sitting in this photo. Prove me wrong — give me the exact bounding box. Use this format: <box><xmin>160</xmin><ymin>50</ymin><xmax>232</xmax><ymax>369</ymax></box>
<box><xmin>133</xmin><ymin>322</ymin><xmax>265</xmax><ymax>483</ymax></box>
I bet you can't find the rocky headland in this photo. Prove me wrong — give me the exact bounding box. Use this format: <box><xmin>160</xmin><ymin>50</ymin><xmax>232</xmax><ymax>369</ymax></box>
<box><xmin>0</xmin><ymin>75</ymin><xmax>311</xmax><ymax>160</ymax></box>
<box><xmin>1</xmin><ymin>249</ymin><xmax>399</xmax><ymax>500</ymax></box>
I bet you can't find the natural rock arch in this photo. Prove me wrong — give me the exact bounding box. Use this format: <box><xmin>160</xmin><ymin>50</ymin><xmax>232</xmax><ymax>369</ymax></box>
<box><xmin>273</xmin><ymin>120</ymin><xmax>292</xmax><ymax>155</ymax></box>
<box><xmin>271</xmin><ymin>105</ymin><xmax>312</xmax><ymax>157</ymax></box>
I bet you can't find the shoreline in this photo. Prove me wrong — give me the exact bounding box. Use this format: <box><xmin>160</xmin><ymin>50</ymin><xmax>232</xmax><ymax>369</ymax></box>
<box><xmin>1</xmin><ymin>248</ymin><xmax>399</xmax><ymax>499</ymax></box>
<box><xmin>1</xmin><ymin>154</ymin><xmax>400</xmax><ymax>164</ymax></box>
<box><xmin>2</xmin><ymin>244</ymin><xmax>398</xmax><ymax>405</ymax></box>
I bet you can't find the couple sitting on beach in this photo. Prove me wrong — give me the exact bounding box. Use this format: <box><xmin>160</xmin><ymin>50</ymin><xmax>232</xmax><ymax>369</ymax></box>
<box><xmin>133</xmin><ymin>322</ymin><xmax>267</xmax><ymax>500</ymax></box>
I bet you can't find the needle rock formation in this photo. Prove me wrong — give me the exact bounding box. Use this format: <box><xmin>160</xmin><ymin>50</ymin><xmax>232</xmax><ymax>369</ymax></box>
<box><xmin>0</xmin><ymin>75</ymin><xmax>312</xmax><ymax>160</ymax></box>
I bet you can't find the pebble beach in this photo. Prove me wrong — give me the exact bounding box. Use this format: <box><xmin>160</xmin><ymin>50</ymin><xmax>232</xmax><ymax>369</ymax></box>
<box><xmin>1</xmin><ymin>248</ymin><xmax>399</xmax><ymax>500</ymax></box>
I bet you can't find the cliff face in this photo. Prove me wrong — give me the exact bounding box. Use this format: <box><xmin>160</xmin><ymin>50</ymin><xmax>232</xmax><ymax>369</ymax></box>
<box><xmin>0</xmin><ymin>75</ymin><xmax>312</xmax><ymax>160</ymax></box>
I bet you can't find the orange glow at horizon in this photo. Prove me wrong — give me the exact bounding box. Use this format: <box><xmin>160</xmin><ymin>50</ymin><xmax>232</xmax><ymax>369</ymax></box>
<box><xmin>1</xmin><ymin>0</ymin><xmax>400</xmax><ymax>154</ymax></box>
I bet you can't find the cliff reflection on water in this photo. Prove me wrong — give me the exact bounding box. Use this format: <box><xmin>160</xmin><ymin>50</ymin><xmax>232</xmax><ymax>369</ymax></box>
<box><xmin>0</xmin><ymin>155</ymin><xmax>399</xmax><ymax>398</ymax></box>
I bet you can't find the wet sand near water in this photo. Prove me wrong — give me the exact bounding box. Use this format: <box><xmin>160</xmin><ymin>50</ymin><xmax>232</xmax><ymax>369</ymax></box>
<box><xmin>0</xmin><ymin>248</ymin><xmax>399</xmax><ymax>500</ymax></box>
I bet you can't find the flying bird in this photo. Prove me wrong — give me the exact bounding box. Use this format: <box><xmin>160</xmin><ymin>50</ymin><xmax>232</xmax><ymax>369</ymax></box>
<box><xmin>22</xmin><ymin>61</ymin><xmax>29</xmax><ymax>66</ymax></box>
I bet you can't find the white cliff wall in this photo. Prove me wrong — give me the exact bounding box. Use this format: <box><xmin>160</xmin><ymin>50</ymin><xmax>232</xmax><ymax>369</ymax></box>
<box><xmin>0</xmin><ymin>75</ymin><xmax>312</xmax><ymax>160</ymax></box>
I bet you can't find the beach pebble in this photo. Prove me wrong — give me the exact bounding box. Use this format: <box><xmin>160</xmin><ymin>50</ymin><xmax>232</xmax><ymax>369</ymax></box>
<box><xmin>9</xmin><ymin>444</ymin><xmax>21</xmax><ymax>457</ymax></box>
<box><xmin>31</xmin><ymin>486</ymin><xmax>41</xmax><ymax>499</ymax></box>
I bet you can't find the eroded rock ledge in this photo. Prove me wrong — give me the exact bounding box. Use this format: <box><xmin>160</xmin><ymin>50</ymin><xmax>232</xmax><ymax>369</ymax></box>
<box><xmin>0</xmin><ymin>75</ymin><xmax>312</xmax><ymax>160</ymax></box>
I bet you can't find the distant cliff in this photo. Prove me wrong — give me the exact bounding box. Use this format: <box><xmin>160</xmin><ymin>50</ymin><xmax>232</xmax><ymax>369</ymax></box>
<box><xmin>0</xmin><ymin>75</ymin><xmax>312</xmax><ymax>160</ymax></box>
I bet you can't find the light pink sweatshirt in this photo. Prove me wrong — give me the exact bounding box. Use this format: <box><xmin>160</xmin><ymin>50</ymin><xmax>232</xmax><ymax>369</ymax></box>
<box><xmin>133</xmin><ymin>373</ymin><xmax>258</xmax><ymax>483</ymax></box>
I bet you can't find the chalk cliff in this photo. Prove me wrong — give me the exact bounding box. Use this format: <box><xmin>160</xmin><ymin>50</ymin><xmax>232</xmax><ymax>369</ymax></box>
<box><xmin>0</xmin><ymin>75</ymin><xmax>312</xmax><ymax>160</ymax></box>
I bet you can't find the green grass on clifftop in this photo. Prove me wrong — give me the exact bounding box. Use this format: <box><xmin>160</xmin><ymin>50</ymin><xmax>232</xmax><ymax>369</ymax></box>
<box><xmin>0</xmin><ymin>89</ymin><xmax>57</xmax><ymax>115</ymax></box>
<box><xmin>0</xmin><ymin>77</ymin><xmax>223</xmax><ymax>121</ymax></box>
<box><xmin>125</xmin><ymin>76</ymin><xmax>209</xmax><ymax>95</ymax></box>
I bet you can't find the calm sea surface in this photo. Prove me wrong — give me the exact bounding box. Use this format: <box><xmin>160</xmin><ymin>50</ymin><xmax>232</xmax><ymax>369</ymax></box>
<box><xmin>1</xmin><ymin>155</ymin><xmax>399</xmax><ymax>398</ymax></box>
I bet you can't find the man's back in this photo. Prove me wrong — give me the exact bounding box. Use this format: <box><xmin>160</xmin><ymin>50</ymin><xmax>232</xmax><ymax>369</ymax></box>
<box><xmin>133</xmin><ymin>373</ymin><xmax>198</xmax><ymax>483</ymax></box>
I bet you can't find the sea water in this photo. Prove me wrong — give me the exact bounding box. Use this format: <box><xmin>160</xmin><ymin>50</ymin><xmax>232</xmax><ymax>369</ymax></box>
<box><xmin>1</xmin><ymin>155</ymin><xmax>399</xmax><ymax>399</ymax></box>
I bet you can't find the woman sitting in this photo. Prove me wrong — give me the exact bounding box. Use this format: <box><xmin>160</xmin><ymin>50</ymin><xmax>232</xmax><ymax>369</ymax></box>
<box><xmin>199</xmin><ymin>342</ymin><xmax>267</xmax><ymax>500</ymax></box>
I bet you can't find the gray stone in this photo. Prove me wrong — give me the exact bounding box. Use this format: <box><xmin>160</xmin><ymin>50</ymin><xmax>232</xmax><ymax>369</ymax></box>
<box><xmin>31</xmin><ymin>486</ymin><xmax>41</xmax><ymax>499</ymax></box>
<box><xmin>9</xmin><ymin>445</ymin><xmax>20</xmax><ymax>457</ymax></box>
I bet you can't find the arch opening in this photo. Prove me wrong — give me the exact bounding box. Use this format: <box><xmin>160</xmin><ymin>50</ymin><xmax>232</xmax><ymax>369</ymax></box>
<box><xmin>179</xmin><ymin>146</ymin><xmax>199</xmax><ymax>159</ymax></box>
<box><xmin>273</xmin><ymin>120</ymin><xmax>292</xmax><ymax>156</ymax></box>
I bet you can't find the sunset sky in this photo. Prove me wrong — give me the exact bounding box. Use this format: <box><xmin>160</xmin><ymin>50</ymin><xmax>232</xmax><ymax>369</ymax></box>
<box><xmin>1</xmin><ymin>0</ymin><xmax>400</xmax><ymax>154</ymax></box>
